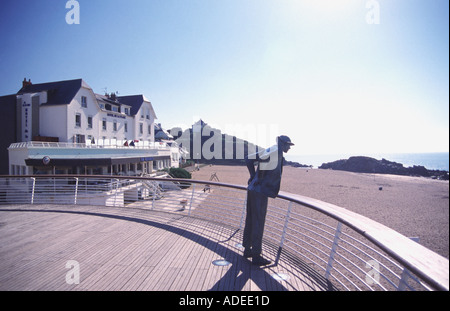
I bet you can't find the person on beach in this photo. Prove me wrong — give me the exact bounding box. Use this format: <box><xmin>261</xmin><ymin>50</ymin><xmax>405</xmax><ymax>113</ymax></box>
<box><xmin>243</xmin><ymin>135</ymin><xmax>294</xmax><ymax>265</ymax></box>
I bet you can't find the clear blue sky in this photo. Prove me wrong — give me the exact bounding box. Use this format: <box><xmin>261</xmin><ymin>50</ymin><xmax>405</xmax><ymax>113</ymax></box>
<box><xmin>1</xmin><ymin>0</ymin><xmax>448</xmax><ymax>155</ymax></box>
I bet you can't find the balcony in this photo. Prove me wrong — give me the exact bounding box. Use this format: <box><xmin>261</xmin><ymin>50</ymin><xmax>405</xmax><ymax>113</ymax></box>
<box><xmin>8</xmin><ymin>140</ymin><xmax>174</xmax><ymax>150</ymax></box>
<box><xmin>0</xmin><ymin>175</ymin><xmax>448</xmax><ymax>291</ymax></box>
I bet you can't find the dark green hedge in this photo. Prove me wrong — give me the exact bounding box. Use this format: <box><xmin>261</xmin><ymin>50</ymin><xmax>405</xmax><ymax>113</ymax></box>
<box><xmin>168</xmin><ymin>167</ymin><xmax>192</xmax><ymax>185</ymax></box>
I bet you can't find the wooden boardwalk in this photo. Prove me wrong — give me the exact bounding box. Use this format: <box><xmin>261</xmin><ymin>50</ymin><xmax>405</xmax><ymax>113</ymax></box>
<box><xmin>0</xmin><ymin>204</ymin><xmax>332</xmax><ymax>291</ymax></box>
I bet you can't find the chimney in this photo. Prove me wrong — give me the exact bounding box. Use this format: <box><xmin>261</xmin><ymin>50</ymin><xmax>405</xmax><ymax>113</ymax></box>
<box><xmin>22</xmin><ymin>78</ymin><xmax>32</xmax><ymax>88</ymax></box>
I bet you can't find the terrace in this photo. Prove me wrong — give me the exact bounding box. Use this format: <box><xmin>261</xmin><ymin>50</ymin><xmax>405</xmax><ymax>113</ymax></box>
<box><xmin>0</xmin><ymin>175</ymin><xmax>448</xmax><ymax>291</ymax></box>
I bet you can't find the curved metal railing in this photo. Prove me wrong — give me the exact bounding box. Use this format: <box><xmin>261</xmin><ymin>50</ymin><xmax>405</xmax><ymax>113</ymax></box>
<box><xmin>0</xmin><ymin>175</ymin><xmax>448</xmax><ymax>291</ymax></box>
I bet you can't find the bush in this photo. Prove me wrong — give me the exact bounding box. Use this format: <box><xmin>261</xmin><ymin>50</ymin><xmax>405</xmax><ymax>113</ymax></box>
<box><xmin>168</xmin><ymin>167</ymin><xmax>192</xmax><ymax>179</ymax></box>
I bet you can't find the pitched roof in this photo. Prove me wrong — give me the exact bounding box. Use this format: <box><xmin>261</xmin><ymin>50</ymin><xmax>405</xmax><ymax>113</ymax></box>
<box><xmin>117</xmin><ymin>95</ymin><xmax>145</xmax><ymax>116</ymax></box>
<box><xmin>14</xmin><ymin>78</ymin><xmax>156</xmax><ymax>118</ymax></box>
<box><xmin>118</xmin><ymin>95</ymin><xmax>157</xmax><ymax>119</ymax></box>
<box><xmin>17</xmin><ymin>79</ymin><xmax>90</xmax><ymax>106</ymax></box>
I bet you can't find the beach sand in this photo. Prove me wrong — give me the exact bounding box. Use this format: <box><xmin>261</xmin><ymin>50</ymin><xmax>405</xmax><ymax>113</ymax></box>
<box><xmin>192</xmin><ymin>164</ymin><xmax>449</xmax><ymax>259</ymax></box>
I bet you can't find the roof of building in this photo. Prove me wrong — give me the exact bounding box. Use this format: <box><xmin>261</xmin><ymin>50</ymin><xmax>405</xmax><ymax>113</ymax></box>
<box><xmin>17</xmin><ymin>78</ymin><xmax>90</xmax><ymax>106</ymax></box>
<box><xmin>14</xmin><ymin>78</ymin><xmax>156</xmax><ymax>118</ymax></box>
<box><xmin>118</xmin><ymin>95</ymin><xmax>157</xmax><ymax>119</ymax></box>
<box><xmin>95</xmin><ymin>93</ymin><xmax>128</xmax><ymax>108</ymax></box>
<box><xmin>116</xmin><ymin>95</ymin><xmax>145</xmax><ymax>116</ymax></box>
<box><xmin>0</xmin><ymin>94</ymin><xmax>17</xmax><ymax>105</ymax></box>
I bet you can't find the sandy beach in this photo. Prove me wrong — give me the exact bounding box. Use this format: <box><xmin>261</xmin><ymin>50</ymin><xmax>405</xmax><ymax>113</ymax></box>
<box><xmin>192</xmin><ymin>164</ymin><xmax>449</xmax><ymax>259</ymax></box>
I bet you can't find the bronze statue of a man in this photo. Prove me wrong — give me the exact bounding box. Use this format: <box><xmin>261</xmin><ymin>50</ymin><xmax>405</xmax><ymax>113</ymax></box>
<box><xmin>243</xmin><ymin>135</ymin><xmax>294</xmax><ymax>266</ymax></box>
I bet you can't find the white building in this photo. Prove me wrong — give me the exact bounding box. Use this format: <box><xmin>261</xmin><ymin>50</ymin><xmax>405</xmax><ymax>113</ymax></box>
<box><xmin>8</xmin><ymin>78</ymin><xmax>181</xmax><ymax>176</ymax></box>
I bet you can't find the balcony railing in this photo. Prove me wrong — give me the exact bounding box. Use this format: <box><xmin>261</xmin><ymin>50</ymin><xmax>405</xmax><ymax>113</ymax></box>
<box><xmin>8</xmin><ymin>140</ymin><xmax>175</xmax><ymax>150</ymax></box>
<box><xmin>0</xmin><ymin>175</ymin><xmax>448</xmax><ymax>291</ymax></box>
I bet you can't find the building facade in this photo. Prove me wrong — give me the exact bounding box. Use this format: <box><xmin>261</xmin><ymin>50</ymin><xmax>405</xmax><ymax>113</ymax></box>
<box><xmin>5</xmin><ymin>78</ymin><xmax>181</xmax><ymax>176</ymax></box>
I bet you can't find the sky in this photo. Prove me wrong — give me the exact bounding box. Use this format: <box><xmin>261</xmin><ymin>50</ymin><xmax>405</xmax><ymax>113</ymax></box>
<box><xmin>0</xmin><ymin>0</ymin><xmax>448</xmax><ymax>156</ymax></box>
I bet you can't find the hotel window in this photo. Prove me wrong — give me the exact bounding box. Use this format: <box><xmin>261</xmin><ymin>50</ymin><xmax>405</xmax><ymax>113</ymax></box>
<box><xmin>75</xmin><ymin>114</ymin><xmax>81</xmax><ymax>127</ymax></box>
<box><xmin>75</xmin><ymin>134</ymin><xmax>85</xmax><ymax>143</ymax></box>
<box><xmin>88</xmin><ymin>116</ymin><xmax>93</xmax><ymax>129</ymax></box>
<box><xmin>148</xmin><ymin>125</ymin><xmax>151</xmax><ymax>135</ymax></box>
<box><xmin>81</xmin><ymin>96</ymin><xmax>87</xmax><ymax>108</ymax></box>
<box><xmin>124</xmin><ymin>107</ymin><xmax>129</xmax><ymax>115</ymax></box>
<box><xmin>113</xmin><ymin>121</ymin><xmax>117</xmax><ymax>132</ymax></box>
<box><xmin>102</xmin><ymin>118</ymin><xmax>107</xmax><ymax>130</ymax></box>
<box><xmin>139</xmin><ymin>123</ymin><xmax>143</xmax><ymax>134</ymax></box>
<box><xmin>124</xmin><ymin>122</ymin><xmax>128</xmax><ymax>133</ymax></box>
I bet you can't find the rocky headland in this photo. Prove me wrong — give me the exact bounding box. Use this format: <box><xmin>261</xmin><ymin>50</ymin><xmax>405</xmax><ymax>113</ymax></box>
<box><xmin>283</xmin><ymin>160</ymin><xmax>312</xmax><ymax>168</ymax></box>
<box><xmin>319</xmin><ymin>156</ymin><xmax>449</xmax><ymax>180</ymax></box>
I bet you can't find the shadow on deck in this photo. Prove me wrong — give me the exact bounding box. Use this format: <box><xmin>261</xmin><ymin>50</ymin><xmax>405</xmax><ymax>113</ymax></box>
<box><xmin>0</xmin><ymin>204</ymin><xmax>335</xmax><ymax>291</ymax></box>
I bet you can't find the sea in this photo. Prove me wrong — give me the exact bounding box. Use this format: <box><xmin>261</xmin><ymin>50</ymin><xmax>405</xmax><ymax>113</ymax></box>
<box><xmin>286</xmin><ymin>152</ymin><xmax>450</xmax><ymax>171</ymax></box>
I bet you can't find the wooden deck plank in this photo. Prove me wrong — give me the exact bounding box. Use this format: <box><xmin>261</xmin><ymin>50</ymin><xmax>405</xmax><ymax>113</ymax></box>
<box><xmin>172</xmin><ymin>221</ymin><xmax>223</xmax><ymax>291</ymax></box>
<box><xmin>0</xmin><ymin>204</ymin><xmax>329</xmax><ymax>291</ymax></box>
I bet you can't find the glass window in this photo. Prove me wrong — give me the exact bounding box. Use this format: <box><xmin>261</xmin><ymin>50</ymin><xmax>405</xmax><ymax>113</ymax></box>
<box><xmin>75</xmin><ymin>114</ymin><xmax>81</xmax><ymax>127</ymax></box>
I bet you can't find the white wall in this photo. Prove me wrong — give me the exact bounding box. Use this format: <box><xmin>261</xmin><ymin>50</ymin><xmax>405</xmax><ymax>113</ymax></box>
<box><xmin>67</xmin><ymin>87</ymin><xmax>100</xmax><ymax>143</ymax></box>
<box><xmin>8</xmin><ymin>147</ymin><xmax>30</xmax><ymax>175</ymax></box>
<box><xmin>134</xmin><ymin>100</ymin><xmax>156</xmax><ymax>143</ymax></box>
<box><xmin>98</xmin><ymin>109</ymin><xmax>134</xmax><ymax>145</ymax></box>
<box><xmin>40</xmin><ymin>104</ymin><xmax>67</xmax><ymax>142</ymax></box>
<box><xmin>28</xmin><ymin>85</ymin><xmax>157</xmax><ymax>146</ymax></box>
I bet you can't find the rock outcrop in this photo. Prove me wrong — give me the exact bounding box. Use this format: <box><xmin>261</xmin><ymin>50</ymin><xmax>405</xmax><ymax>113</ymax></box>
<box><xmin>283</xmin><ymin>160</ymin><xmax>312</xmax><ymax>168</ymax></box>
<box><xmin>319</xmin><ymin>156</ymin><xmax>449</xmax><ymax>180</ymax></box>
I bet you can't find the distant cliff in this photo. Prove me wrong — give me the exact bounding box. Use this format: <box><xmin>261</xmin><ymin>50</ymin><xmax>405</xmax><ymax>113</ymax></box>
<box><xmin>169</xmin><ymin>119</ymin><xmax>311</xmax><ymax>167</ymax></box>
<box><xmin>169</xmin><ymin>120</ymin><xmax>262</xmax><ymax>166</ymax></box>
<box><xmin>319</xmin><ymin>156</ymin><xmax>449</xmax><ymax>180</ymax></box>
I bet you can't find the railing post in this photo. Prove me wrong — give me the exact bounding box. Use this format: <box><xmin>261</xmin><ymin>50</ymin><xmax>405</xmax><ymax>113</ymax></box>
<box><xmin>279</xmin><ymin>201</ymin><xmax>293</xmax><ymax>248</ymax></box>
<box><xmin>188</xmin><ymin>183</ymin><xmax>195</xmax><ymax>216</ymax></box>
<box><xmin>114</xmin><ymin>179</ymin><xmax>119</xmax><ymax>207</ymax></box>
<box><xmin>30</xmin><ymin>177</ymin><xmax>36</xmax><ymax>204</ymax></box>
<box><xmin>275</xmin><ymin>201</ymin><xmax>293</xmax><ymax>266</ymax></box>
<box><xmin>151</xmin><ymin>181</ymin><xmax>156</xmax><ymax>210</ymax></box>
<box><xmin>398</xmin><ymin>237</ymin><xmax>420</xmax><ymax>291</ymax></box>
<box><xmin>325</xmin><ymin>222</ymin><xmax>342</xmax><ymax>280</ymax></box>
<box><xmin>74</xmin><ymin>177</ymin><xmax>79</xmax><ymax>205</ymax></box>
<box><xmin>239</xmin><ymin>196</ymin><xmax>247</xmax><ymax>230</ymax></box>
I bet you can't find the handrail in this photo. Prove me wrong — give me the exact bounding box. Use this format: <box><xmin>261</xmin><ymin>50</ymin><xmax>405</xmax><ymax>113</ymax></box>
<box><xmin>276</xmin><ymin>191</ymin><xmax>449</xmax><ymax>292</ymax></box>
<box><xmin>1</xmin><ymin>174</ymin><xmax>448</xmax><ymax>291</ymax></box>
